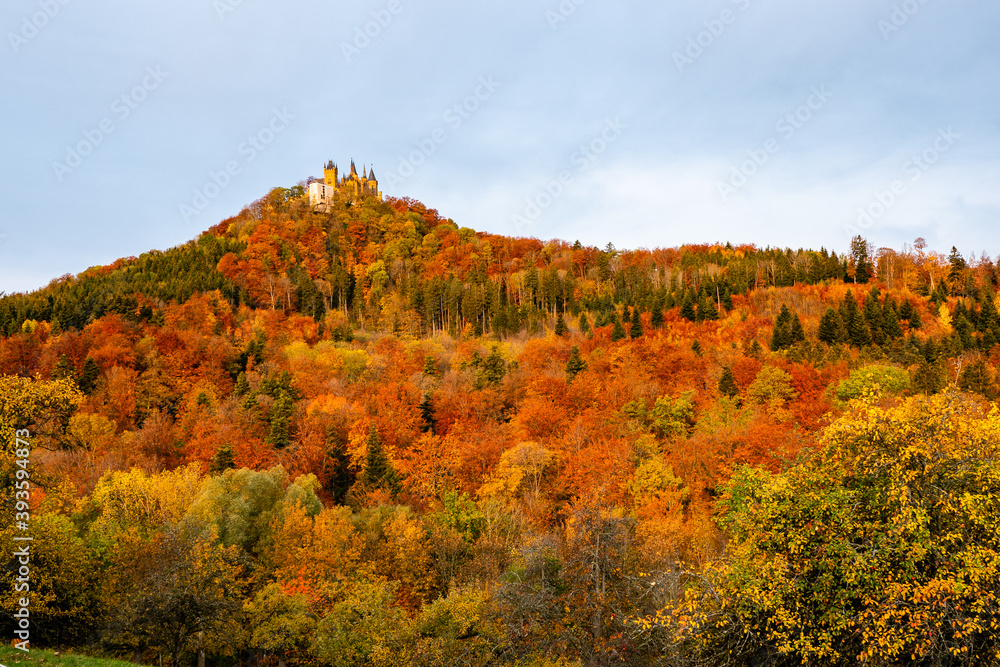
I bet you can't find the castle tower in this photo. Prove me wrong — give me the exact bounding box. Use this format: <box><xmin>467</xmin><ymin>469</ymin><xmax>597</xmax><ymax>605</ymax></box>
<box><xmin>323</xmin><ymin>160</ymin><xmax>338</xmax><ymax>186</ymax></box>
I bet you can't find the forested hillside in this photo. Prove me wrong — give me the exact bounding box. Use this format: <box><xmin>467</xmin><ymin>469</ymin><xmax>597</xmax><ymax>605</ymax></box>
<box><xmin>2</xmin><ymin>186</ymin><xmax>999</xmax><ymax>666</ymax></box>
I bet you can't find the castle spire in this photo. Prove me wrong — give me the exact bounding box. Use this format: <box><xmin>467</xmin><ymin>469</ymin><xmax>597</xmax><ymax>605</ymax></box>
<box><xmin>350</xmin><ymin>159</ymin><xmax>357</xmax><ymax>176</ymax></box>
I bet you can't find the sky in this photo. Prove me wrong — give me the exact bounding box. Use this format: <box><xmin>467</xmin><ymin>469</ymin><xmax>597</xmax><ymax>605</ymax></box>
<box><xmin>1</xmin><ymin>0</ymin><xmax>998</xmax><ymax>293</ymax></box>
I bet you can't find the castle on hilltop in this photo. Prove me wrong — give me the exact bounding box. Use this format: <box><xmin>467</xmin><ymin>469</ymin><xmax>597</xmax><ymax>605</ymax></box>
<box><xmin>308</xmin><ymin>159</ymin><xmax>381</xmax><ymax>211</ymax></box>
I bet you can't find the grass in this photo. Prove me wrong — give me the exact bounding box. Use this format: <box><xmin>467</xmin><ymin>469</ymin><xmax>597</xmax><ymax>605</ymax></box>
<box><xmin>0</xmin><ymin>647</ymin><xmax>140</xmax><ymax>667</ymax></box>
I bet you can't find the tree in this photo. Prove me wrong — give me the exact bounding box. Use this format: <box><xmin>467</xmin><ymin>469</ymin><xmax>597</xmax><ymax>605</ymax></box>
<box><xmin>818</xmin><ymin>307</ymin><xmax>843</xmax><ymax>344</ymax></box>
<box><xmin>419</xmin><ymin>394</ymin><xmax>435</xmax><ymax>433</ymax></box>
<box><xmin>565</xmin><ymin>346</ymin><xmax>586</xmax><ymax>382</ymax></box>
<box><xmin>629</xmin><ymin>307</ymin><xmax>643</xmax><ymax>338</ymax></box>
<box><xmin>554</xmin><ymin>312</ymin><xmax>568</xmax><ymax>337</ymax></box>
<box><xmin>423</xmin><ymin>355</ymin><xmax>440</xmax><ymax>378</ymax></box>
<box><xmin>611</xmin><ymin>315</ymin><xmax>627</xmax><ymax>343</ymax></box>
<box><xmin>209</xmin><ymin>443</ymin><xmax>235</xmax><ymax>475</ymax></box>
<box><xmin>578</xmin><ymin>313</ymin><xmax>591</xmax><ymax>337</ymax></box>
<box><xmin>679</xmin><ymin>292</ymin><xmax>696</xmax><ymax>321</ymax></box>
<box><xmin>718</xmin><ymin>366</ymin><xmax>738</xmax><ymax>398</ymax></box>
<box><xmin>850</xmin><ymin>235</ymin><xmax>872</xmax><ymax>284</ymax></box>
<box><xmin>79</xmin><ymin>356</ymin><xmax>101</xmax><ymax>394</ymax></box>
<box><xmin>104</xmin><ymin>525</ymin><xmax>246</xmax><ymax>667</ymax></box>
<box><xmin>685</xmin><ymin>392</ymin><xmax>1000</xmax><ymax>664</ymax></box>
<box><xmin>362</xmin><ymin>427</ymin><xmax>402</xmax><ymax>496</ymax></box>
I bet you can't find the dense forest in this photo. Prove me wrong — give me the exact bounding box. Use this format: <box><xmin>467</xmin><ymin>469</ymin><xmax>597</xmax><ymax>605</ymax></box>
<box><xmin>2</xmin><ymin>185</ymin><xmax>1000</xmax><ymax>666</ymax></box>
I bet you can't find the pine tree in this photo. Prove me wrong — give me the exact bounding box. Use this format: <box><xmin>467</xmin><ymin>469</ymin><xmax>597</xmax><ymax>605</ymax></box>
<box><xmin>629</xmin><ymin>307</ymin><xmax>643</xmax><ymax>338</ymax></box>
<box><xmin>818</xmin><ymin>308</ymin><xmax>843</xmax><ymax>344</ymax></box>
<box><xmin>701</xmin><ymin>296</ymin><xmax>720</xmax><ymax>321</ymax></box>
<box><xmin>419</xmin><ymin>393</ymin><xmax>435</xmax><ymax>433</ymax></box>
<box><xmin>748</xmin><ymin>339</ymin><xmax>763</xmax><ymax>357</ymax></box>
<box><xmin>423</xmin><ymin>355</ymin><xmax>440</xmax><ymax>377</ymax></box>
<box><xmin>233</xmin><ymin>372</ymin><xmax>250</xmax><ymax>396</ymax></box>
<box><xmin>267</xmin><ymin>392</ymin><xmax>294</xmax><ymax>449</ymax></box>
<box><xmin>907</xmin><ymin>302</ymin><xmax>923</xmax><ymax>329</ymax></box>
<box><xmin>650</xmin><ymin>300</ymin><xmax>664</xmax><ymax>328</ymax></box>
<box><xmin>79</xmin><ymin>356</ymin><xmax>100</xmax><ymax>394</ymax></box>
<box><xmin>362</xmin><ymin>426</ymin><xmax>402</xmax><ymax>495</ymax></box>
<box><xmin>718</xmin><ymin>366</ymin><xmax>738</xmax><ymax>398</ymax></box>
<box><xmin>554</xmin><ymin>312</ymin><xmax>569</xmax><ymax>337</ymax></box>
<box><xmin>691</xmin><ymin>340</ymin><xmax>702</xmax><ymax>356</ymax></box>
<box><xmin>679</xmin><ymin>292</ymin><xmax>696</xmax><ymax>321</ymax></box>
<box><xmin>611</xmin><ymin>314</ymin><xmax>627</xmax><ymax>342</ymax></box>
<box><xmin>850</xmin><ymin>235</ymin><xmax>872</xmax><ymax>284</ymax></box>
<box><xmin>479</xmin><ymin>346</ymin><xmax>507</xmax><ymax>387</ymax></box>
<box><xmin>53</xmin><ymin>354</ymin><xmax>75</xmax><ymax>380</ymax></box>
<box><xmin>789</xmin><ymin>314</ymin><xmax>806</xmax><ymax>345</ymax></box>
<box><xmin>565</xmin><ymin>346</ymin><xmax>587</xmax><ymax>382</ymax></box>
<box><xmin>578</xmin><ymin>313</ymin><xmax>591</xmax><ymax>337</ymax></box>
<box><xmin>209</xmin><ymin>444</ymin><xmax>235</xmax><ymax>475</ymax></box>
<box><xmin>771</xmin><ymin>305</ymin><xmax>793</xmax><ymax>351</ymax></box>
<box><xmin>882</xmin><ymin>301</ymin><xmax>903</xmax><ymax>340</ymax></box>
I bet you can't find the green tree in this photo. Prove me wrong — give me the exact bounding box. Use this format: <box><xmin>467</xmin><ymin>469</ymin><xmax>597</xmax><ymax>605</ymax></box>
<box><xmin>554</xmin><ymin>312</ymin><xmax>569</xmax><ymax>337</ymax></box>
<box><xmin>850</xmin><ymin>235</ymin><xmax>872</xmax><ymax>284</ymax></box>
<box><xmin>565</xmin><ymin>346</ymin><xmax>587</xmax><ymax>382</ymax></box>
<box><xmin>79</xmin><ymin>356</ymin><xmax>101</xmax><ymax>394</ymax></box>
<box><xmin>209</xmin><ymin>443</ymin><xmax>236</xmax><ymax>475</ymax></box>
<box><xmin>718</xmin><ymin>366</ymin><xmax>738</xmax><ymax>399</ymax></box>
<box><xmin>818</xmin><ymin>307</ymin><xmax>843</xmax><ymax>344</ymax></box>
<box><xmin>362</xmin><ymin>427</ymin><xmax>402</xmax><ymax>496</ymax></box>
<box><xmin>679</xmin><ymin>292</ymin><xmax>696</xmax><ymax>321</ymax></box>
<box><xmin>629</xmin><ymin>307</ymin><xmax>643</xmax><ymax>338</ymax></box>
<box><xmin>611</xmin><ymin>314</ymin><xmax>627</xmax><ymax>342</ymax></box>
<box><xmin>578</xmin><ymin>313</ymin><xmax>591</xmax><ymax>337</ymax></box>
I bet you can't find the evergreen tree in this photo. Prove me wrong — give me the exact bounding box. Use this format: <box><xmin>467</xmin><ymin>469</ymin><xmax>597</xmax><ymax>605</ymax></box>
<box><xmin>362</xmin><ymin>426</ymin><xmax>402</xmax><ymax>495</ymax></box>
<box><xmin>650</xmin><ymin>295</ymin><xmax>664</xmax><ymax>328</ymax></box>
<box><xmin>79</xmin><ymin>356</ymin><xmax>100</xmax><ymax>394</ymax></box>
<box><xmin>578</xmin><ymin>313</ymin><xmax>591</xmax><ymax>337</ymax></box>
<box><xmin>419</xmin><ymin>393</ymin><xmax>435</xmax><ymax>433</ymax></box>
<box><xmin>691</xmin><ymin>340</ymin><xmax>702</xmax><ymax>356</ymax></box>
<box><xmin>789</xmin><ymin>314</ymin><xmax>806</xmax><ymax>346</ymax></box>
<box><xmin>629</xmin><ymin>307</ymin><xmax>643</xmax><ymax>339</ymax></box>
<box><xmin>770</xmin><ymin>305</ymin><xmax>793</xmax><ymax>351</ymax></box>
<box><xmin>423</xmin><ymin>355</ymin><xmax>440</xmax><ymax>377</ymax></box>
<box><xmin>476</xmin><ymin>346</ymin><xmax>508</xmax><ymax>387</ymax></box>
<box><xmin>53</xmin><ymin>354</ymin><xmax>75</xmax><ymax>380</ymax></box>
<box><xmin>565</xmin><ymin>346</ymin><xmax>587</xmax><ymax>382</ymax></box>
<box><xmin>611</xmin><ymin>314</ymin><xmax>627</xmax><ymax>342</ymax></box>
<box><xmin>554</xmin><ymin>312</ymin><xmax>569</xmax><ymax>337</ymax></box>
<box><xmin>959</xmin><ymin>358</ymin><xmax>996</xmax><ymax>400</ymax></box>
<box><xmin>209</xmin><ymin>444</ymin><xmax>236</xmax><ymax>475</ymax></box>
<box><xmin>233</xmin><ymin>372</ymin><xmax>250</xmax><ymax>397</ymax></box>
<box><xmin>850</xmin><ymin>235</ymin><xmax>872</xmax><ymax>284</ymax></box>
<box><xmin>267</xmin><ymin>392</ymin><xmax>294</xmax><ymax>449</ymax></box>
<box><xmin>718</xmin><ymin>366</ymin><xmax>738</xmax><ymax>398</ymax></box>
<box><xmin>679</xmin><ymin>292</ymin><xmax>696</xmax><ymax>321</ymax></box>
<box><xmin>701</xmin><ymin>296</ymin><xmax>720</xmax><ymax>322</ymax></box>
<box><xmin>907</xmin><ymin>302</ymin><xmax>923</xmax><ymax>329</ymax></box>
<box><xmin>748</xmin><ymin>339</ymin><xmax>763</xmax><ymax>357</ymax></box>
<box><xmin>818</xmin><ymin>308</ymin><xmax>843</xmax><ymax>345</ymax></box>
<box><xmin>882</xmin><ymin>301</ymin><xmax>903</xmax><ymax>340</ymax></box>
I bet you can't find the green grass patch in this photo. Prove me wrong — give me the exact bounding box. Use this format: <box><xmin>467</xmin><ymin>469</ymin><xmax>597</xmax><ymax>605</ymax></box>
<box><xmin>0</xmin><ymin>646</ymin><xmax>140</xmax><ymax>667</ymax></box>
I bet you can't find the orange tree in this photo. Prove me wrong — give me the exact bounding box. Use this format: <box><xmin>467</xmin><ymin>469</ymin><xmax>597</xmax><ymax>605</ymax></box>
<box><xmin>647</xmin><ymin>390</ymin><xmax>1000</xmax><ymax>666</ymax></box>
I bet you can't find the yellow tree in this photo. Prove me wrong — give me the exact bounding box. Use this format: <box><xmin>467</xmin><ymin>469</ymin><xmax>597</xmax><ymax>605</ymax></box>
<box><xmin>652</xmin><ymin>391</ymin><xmax>1000</xmax><ymax>665</ymax></box>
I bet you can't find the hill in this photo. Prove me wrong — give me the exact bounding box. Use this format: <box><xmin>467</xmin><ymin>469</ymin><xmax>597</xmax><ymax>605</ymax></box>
<box><xmin>1</xmin><ymin>184</ymin><xmax>1000</xmax><ymax>665</ymax></box>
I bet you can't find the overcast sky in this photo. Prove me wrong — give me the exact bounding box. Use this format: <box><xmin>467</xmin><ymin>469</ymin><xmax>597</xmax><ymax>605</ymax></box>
<box><xmin>2</xmin><ymin>0</ymin><xmax>998</xmax><ymax>293</ymax></box>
